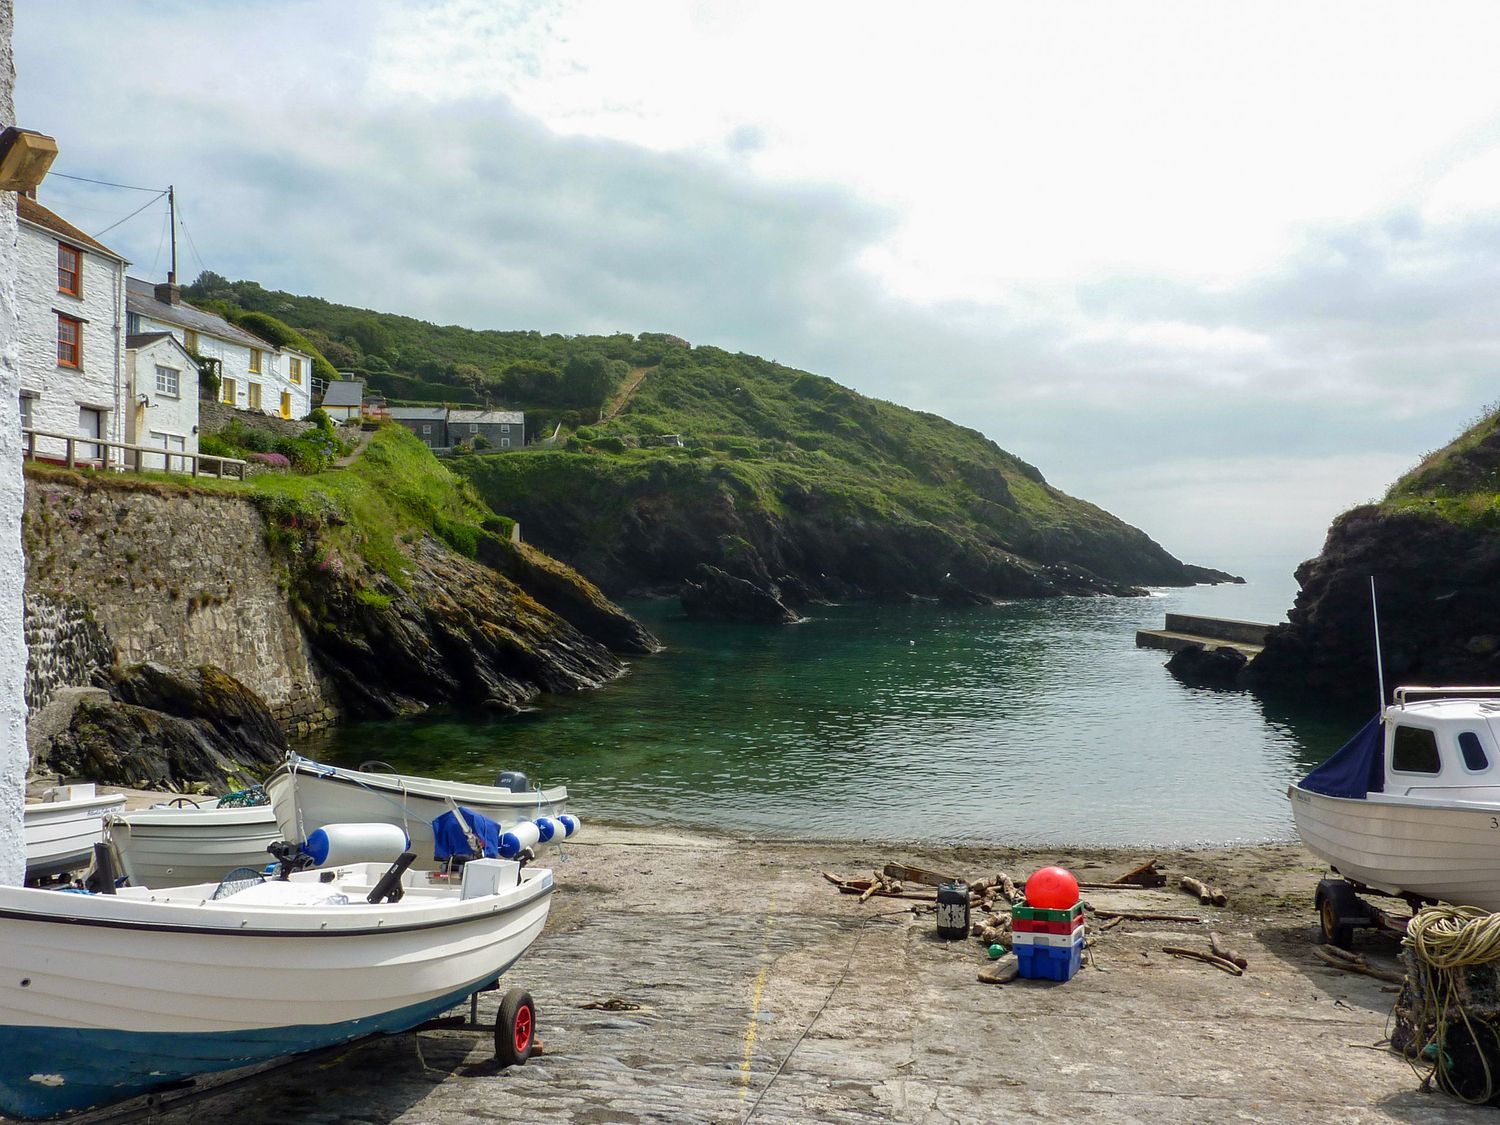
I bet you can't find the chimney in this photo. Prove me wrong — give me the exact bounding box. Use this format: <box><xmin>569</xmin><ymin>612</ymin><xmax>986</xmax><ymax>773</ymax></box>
<box><xmin>154</xmin><ymin>280</ymin><xmax>181</xmax><ymax>305</ymax></box>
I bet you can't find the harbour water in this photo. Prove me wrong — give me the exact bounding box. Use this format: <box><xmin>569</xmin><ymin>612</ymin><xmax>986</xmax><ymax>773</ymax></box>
<box><xmin>318</xmin><ymin>558</ymin><xmax>1365</xmax><ymax>847</ymax></box>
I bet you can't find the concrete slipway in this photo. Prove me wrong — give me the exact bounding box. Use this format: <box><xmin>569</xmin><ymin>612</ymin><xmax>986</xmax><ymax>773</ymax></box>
<box><xmin>142</xmin><ymin>828</ymin><xmax>1490</xmax><ymax>1125</ymax></box>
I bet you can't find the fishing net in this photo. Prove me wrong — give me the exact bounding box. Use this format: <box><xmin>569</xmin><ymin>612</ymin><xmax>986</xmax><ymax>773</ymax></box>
<box><xmin>217</xmin><ymin>784</ymin><xmax>270</xmax><ymax>808</ymax></box>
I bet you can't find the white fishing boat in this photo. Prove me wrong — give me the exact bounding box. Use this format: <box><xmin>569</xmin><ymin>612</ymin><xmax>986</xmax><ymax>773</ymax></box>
<box><xmin>1289</xmin><ymin>686</ymin><xmax>1500</xmax><ymax>914</ymax></box>
<box><xmin>0</xmin><ymin>837</ymin><xmax>554</xmax><ymax>1120</ymax></box>
<box><xmin>264</xmin><ymin>754</ymin><xmax>568</xmax><ymax>868</ymax></box>
<box><xmin>23</xmin><ymin>784</ymin><xmax>127</xmax><ymax>883</ymax></box>
<box><xmin>106</xmin><ymin>789</ymin><xmax>281</xmax><ymax>888</ymax></box>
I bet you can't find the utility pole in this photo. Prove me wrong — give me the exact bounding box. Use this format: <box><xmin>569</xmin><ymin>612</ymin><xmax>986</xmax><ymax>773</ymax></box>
<box><xmin>167</xmin><ymin>184</ymin><xmax>177</xmax><ymax>284</ymax></box>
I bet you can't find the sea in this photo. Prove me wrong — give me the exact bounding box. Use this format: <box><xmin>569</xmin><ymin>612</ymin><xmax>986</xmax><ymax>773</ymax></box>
<box><xmin>313</xmin><ymin>556</ymin><xmax>1369</xmax><ymax>847</ymax></box>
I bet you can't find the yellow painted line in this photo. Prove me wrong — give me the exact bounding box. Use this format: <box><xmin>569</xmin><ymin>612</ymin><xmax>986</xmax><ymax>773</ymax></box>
<box><xmin>738</xmin><ymin>897</ymin><xmax>776</xmax><ymax>1099</ymax></box>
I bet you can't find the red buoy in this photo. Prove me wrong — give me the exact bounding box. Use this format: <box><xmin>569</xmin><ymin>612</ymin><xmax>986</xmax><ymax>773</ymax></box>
<box><xmin>1025</xmin><ymin>866</ymin><xmax>1080</xmax><ymax>909</ymax></box>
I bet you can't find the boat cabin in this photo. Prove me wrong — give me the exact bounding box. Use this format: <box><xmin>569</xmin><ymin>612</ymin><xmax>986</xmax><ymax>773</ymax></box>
<box><xmin>1380</xmin><ymin>687</ymin><xmax>1500</xmax><ymax>802</ymax></box>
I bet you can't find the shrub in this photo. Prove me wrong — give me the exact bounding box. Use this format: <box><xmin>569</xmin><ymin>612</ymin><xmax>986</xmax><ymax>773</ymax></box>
<box><xmin>198</xmin><ymin>433</ymin><xmax>234</xmax><ymax>458</ymax></box>
<box><xmin>592</xmin><ymin>435</ymin><xmax>626</xmax><ymax>454</ymax></box>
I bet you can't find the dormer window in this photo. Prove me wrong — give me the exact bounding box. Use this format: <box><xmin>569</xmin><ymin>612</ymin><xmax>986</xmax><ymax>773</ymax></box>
<box><xmin>57</xmin><ymin>243</ymin><xmax>81</xmax><ymax>296</ymax></box>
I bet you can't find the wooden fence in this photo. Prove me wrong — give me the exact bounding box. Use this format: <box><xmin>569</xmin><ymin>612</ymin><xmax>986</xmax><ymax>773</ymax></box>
<box><xmin>22</xmin><ymin>429</ymin><xmax>249</xmax><ymax>481</ymax></box>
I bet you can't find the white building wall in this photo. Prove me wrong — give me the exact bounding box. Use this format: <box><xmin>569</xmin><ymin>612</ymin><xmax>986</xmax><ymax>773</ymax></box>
<box><xmin>17</xmin><ymin>220</ymin><xmax>124</xmax><ymax>461</ymax></box>
<box><xmin>126</xmin><ymin>337</ymin><xmax>199</xmax><ymax>469</ymax></box>
<box><xmin>2</xmin><ymin>0</ymin><xmax>32</xmax><ymax>884</ymax></box>
<box><xmin>132</xmin><ymin>312</ymin><xmax>309</xmax><ymax>420</ymax></box>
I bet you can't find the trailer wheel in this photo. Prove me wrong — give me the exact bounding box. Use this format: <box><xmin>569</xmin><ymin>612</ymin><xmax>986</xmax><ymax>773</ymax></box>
<box><xmin>1315</xmin><ymin>880</ymin><xmax>1358</xmax><ymax>949</ymax></box>
<box><xmin>495</xmin><ymin>988</ymin><xmax>535</xmax><ymax>1067</ymax></box>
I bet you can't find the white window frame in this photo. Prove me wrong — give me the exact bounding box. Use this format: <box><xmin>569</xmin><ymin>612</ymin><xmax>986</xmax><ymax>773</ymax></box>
<box><xmin>155</xmin><ymin>365</ymin><xmax>181</xmax><ymax>398</ymax></box>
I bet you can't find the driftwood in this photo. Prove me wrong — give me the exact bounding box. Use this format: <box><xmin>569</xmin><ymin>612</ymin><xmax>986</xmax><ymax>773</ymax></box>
<box><xmin>1099</xmin><ymin>916</ymin><xmax>1125</xmax><ymax>932</ymax></box>
<box><xmin>1112</xmin><ymin>858</ymin><xmax>1168</xmax><ymax>888</ymax></box>
<box><xmin>1179</xmin><ymin>876</ymin><xmax>1227</xmax><ymax>907</ymax></box>
<box><xmin>1208</xmin><ymin>931</ymin><xmax>1249</xmax><ymax>970</ymax></box>
<box><xmin>1091</xmin><ymin>909</ymin><xmax>1204</xmax><ymax>923</ymax></box>
<box><xmin>1311</xmin><ymin>943</ymin><xmax>1405</xmax><ymax>984</ymax></box>
<box><xmin>882</xmin><ymin>862</ymin><xmax>958</xmax><ymax>888</ymax></box>
<box><xmin>978</xmin><ymin>954</ymin><xmax>1020</xmax><ymax>984</ymax></box>
<box><xmin>1162</xmin><ymin>945</ymin><xmax>1244</xmax><ymax>976</ymax></box>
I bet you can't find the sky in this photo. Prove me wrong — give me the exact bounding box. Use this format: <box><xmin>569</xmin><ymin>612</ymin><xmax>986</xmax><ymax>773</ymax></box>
<box><xmin>15</xmin><ymin>1</ymin><xmax>1500</xmax><ymax>575</ymax></box>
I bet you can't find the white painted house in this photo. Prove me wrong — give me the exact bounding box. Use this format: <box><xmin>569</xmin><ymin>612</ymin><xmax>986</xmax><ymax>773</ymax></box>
<box><xmin>15</xmin><ymin>195</ymin><xmax>128</xmax><ymax>462</ymax></box>
<box><xmin>124</xmin><ymin>332</ymin><xmax>199</xmax><ymax>470</ymax></box>
<box><xmin>125</xmin><ymin>278</ymin><xmax>312</xmax><ymax>422</ymax></box>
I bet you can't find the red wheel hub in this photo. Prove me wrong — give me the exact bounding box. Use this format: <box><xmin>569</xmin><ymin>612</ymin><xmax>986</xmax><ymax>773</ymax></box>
<box><xmin>514</xmin><ymin>1004</ymin><xmax>533</xmax><ymax>1053</ymax></box>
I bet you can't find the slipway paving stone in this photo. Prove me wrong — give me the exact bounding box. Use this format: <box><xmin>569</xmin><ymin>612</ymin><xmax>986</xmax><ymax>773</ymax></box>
<box><xmin>150</xmin><ymin>830</ymin><xmax>1493</xmax><ymax>1125</ymax></box>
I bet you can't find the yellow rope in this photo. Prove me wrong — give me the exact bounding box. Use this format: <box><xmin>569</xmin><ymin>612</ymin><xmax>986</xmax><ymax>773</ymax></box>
<box><xmin>1404</xmin><ymin>904</ymin><xmax>1500</xmax><ymax>1103</ymax></box>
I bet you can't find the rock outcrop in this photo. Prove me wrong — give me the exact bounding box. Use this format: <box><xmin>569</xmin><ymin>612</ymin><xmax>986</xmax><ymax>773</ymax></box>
<box><xmin>680</xmin><ymin>565</ymin><xmax>802</xmax><ymax>624</ymax></box>
<box><xmin>1250</xmin><ymin>506</ymin><xmax>1500</xmax><ymax>703</ymax></box>
<box><xmin>1166</xmin><ymin>643</ymin><xmax>1250</xmax><ymax>691</ymax></box>
<box><xmin>40</xmin><ymin>662</ymin><xmax>286</xmax><ymax>791</ymax></box>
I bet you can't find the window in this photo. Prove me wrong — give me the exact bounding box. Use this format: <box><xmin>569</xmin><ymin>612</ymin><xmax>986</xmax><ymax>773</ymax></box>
<box><xmin>57</xmin><ymin>314</ymin><xmax>81</xmax><ymax>368</ymax></box>
<box><xmin>19</xmin><ymin>395</ymin><xmax>34</xmax><ymax>431</ymax></box>
<box><xmin>221</xmin><ymin>376</ymin><xmax>237</xmax><ymax>404</ymax></box>
<box><xmin>183</xmin><ymin>329</ymin><xmax>199</xmax><ymax>354</ymax></box>
<box><xmin>501</xmin><ymin>437</ymin><xmax>511</xmax><ymax>448</ymax></box>
<box><xmin>421</xmin><ymin>423</ymin><xmax>432</xmax><ymax>434</ymax></box>
<box><xmin>289</xmin><ymin>356</ymin><xmax>303</xmax><ymax>385</ymax></box>
<box><xmin>249</xmin><ymin>348</ymin><xmax>263</xmax><ymax>374</ymax></box>
<box><xmin>155</xmin><ymin>365</ymin><xmax>180</xmax><ymax>398</ymax></box>
<box><xmin>126</xmin><ymin>312</ymin><xmax>141</xmax><ymax>335</ymax></box>
<box><xmin>248</xmin><ymin>382</ymin><xmax>262</xmax><ymax>410</ymax></box>
<box><xmin>1459</xmin><ymin>732</ymin><xmax>1491</xmax><ymax>772</ymax></box>
<box><xmin>501</xmin><ymin>423</ymin><xmax>510</xmax><ymax>433</ymax></box>
<box><xmin>469</xmin><ymin>423</ymin><xmax>479</xmax><ymax>433</ymax></box>
<box><xmin>1392</xmin><ymin>725</ymin><xmax>1441</xmax><ymax>774</ymax></box>
<box><xmin>57</xmin><ymin>243</ymin><xmax>81</xmax><ymax>296</ymax></box>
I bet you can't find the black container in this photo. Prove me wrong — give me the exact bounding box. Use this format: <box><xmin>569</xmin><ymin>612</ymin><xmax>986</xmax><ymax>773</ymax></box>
<box><xmin>936</xmin><ymin>880</ymin><xmax>970</xmax><ymax>940</ymax></box>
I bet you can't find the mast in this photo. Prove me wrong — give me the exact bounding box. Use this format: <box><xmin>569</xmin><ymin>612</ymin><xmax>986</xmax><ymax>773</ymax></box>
<box><xmin>167</xmin><ymin>184</ymin><xmax>177</xmax><ymax>285</ymax></box>
<box><xmin>1370</xmin><ymin>575</ymin><xmax>1387</xmax><ymax>713</ymax></box>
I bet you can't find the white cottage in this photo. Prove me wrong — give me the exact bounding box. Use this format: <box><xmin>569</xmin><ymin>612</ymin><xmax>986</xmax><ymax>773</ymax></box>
<box><xmin>124</xmin><ymin>332</ymin><xmax>199</xmax><ymax>470</ymax></box>
<box><xmin>15</xmin><ymin>195</ymin><xmax>127</xmax><ymax>462</ymax></box>
<box><xmin>125</xmin><ymin>278</ymin><xmax>312</xmax><ymax>421</ymax></box>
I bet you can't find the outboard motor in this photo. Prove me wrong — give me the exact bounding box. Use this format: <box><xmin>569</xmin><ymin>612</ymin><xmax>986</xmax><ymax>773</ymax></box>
<box><xmin>495</xmin><ymin>770</ymin><xmax>530</xmax><ymax>793</ymax></box>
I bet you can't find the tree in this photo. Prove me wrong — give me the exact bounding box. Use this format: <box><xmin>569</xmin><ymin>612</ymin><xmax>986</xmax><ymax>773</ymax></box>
<box><xmin>350</xmin><ymin>317</ymin><xmax>392</xmax><ymax>358</ymax></box>
<box><xmin>562</xmin><ymin>352</ymin><xmax>617</xmax><ymax>413</ymax></box>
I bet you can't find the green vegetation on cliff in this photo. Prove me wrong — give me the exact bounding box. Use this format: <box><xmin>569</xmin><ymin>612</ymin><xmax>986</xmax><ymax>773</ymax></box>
<box><xmin>188</xmin><ymin>274</ymin><xmax>1214</xmax><ymax>599</ymax></box>
<box><xmin>1383</xmin><ymin>404</ymin><xmax>1500</xmax><ymax>525</ymax></box>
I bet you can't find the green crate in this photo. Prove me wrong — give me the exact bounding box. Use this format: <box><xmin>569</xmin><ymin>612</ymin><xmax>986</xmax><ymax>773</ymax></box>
<box><xmin>1012</xmin><ymin>901</ymin><xmax>1084</xmax><ymax>923</ymax></box>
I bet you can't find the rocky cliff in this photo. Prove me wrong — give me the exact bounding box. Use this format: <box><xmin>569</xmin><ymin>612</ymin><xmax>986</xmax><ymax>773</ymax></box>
<box><xmin>21</xmin><ymin>431</ymin><xmax>657</xmax><ymax>783</ymax></box>
<box><xmin>1251</xmin><ymin>410</ymin><xmax>1500</xmax><ymax>703</ymax></box>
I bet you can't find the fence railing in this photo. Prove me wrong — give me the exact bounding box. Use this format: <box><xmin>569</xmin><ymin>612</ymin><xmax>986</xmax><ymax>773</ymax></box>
<box><xmin>22</xmin><ymin>429</ymin><xmax>249</xmax><ymax>481</ymax></box>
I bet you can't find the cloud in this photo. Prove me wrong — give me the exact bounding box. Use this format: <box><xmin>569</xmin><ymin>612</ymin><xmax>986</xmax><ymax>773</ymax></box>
<box><xmin>15</xmin><ymin>1</ymin><xmax>1500</xmax><ymax>570</ymax></box>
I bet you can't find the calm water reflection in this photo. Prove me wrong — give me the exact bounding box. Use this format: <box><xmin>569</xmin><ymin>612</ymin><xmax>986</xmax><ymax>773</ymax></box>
<box><xmin>314</xmin><ymin>564</ymin><xmax>1364</xmax><ymax>846</ymax></box>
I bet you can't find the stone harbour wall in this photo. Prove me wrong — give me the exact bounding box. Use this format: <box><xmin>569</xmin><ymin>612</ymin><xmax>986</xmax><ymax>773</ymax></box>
<box><xmin>22</xmin><ymin>476</ymin><xmax>338</xmax><ymax>735</ymax></box>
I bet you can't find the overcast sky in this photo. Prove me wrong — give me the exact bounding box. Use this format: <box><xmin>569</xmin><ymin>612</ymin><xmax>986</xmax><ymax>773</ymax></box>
<box><xmin>16</xmin><ymin>1</ymin><xmax>1500</xmax><ymax>575</ymax></box>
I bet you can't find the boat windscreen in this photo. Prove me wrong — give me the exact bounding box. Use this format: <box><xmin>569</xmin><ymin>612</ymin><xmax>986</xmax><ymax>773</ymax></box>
<box><xmin>1299</xmin><ymin>715</ymin><xmax>1385</xmax><ymax>798</ymax></box>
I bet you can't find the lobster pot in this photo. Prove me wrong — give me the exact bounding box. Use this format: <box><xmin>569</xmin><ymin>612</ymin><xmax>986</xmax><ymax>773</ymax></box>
<box><xmin>936</xmin><ymin>881</ymin><xmax>970</xmax><ymax>941</ymax></box>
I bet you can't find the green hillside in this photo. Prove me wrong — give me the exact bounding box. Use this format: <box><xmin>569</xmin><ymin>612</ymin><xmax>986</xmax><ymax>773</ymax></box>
<box><xmin>187</xmin><ymin>273</ymin><xmax>1220</xmax><ymax>600</ymax></box>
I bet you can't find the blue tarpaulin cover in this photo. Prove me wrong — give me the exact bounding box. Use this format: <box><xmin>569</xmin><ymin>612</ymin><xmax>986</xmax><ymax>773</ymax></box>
<box><xmin>431</xmin><ymin>806</ymin><xmax>502</xmax><ymax>860</ymax></box>
<box><xmin>1299</xmin><ymin>715</ymin><xmax>1385</xmax><ymax>798</ymax></box>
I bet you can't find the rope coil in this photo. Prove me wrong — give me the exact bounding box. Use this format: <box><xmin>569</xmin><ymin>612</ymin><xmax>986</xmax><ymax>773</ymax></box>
<box><xmin>1403</xmin><ymin>904</ymin><xmax>1500</xmax><ymax>1103</ymax></box>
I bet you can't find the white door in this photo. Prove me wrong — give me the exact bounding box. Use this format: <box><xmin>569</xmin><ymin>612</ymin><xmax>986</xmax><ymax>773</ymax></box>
<box><xmin>78</xmin><ymin>408</ymin><xmax>103</xmax><ymax>464</ymax></box>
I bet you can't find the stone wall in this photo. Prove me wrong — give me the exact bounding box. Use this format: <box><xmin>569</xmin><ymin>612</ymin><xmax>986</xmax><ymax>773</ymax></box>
<box><xmin>22</xmin><ymin>476</ymin><xmax>339</xmax><ymax>736</ymax></box>
<box><xmin>198</xmin><ymin>398</ymin><xmax>312</xmax><ymax>440</ymax></box>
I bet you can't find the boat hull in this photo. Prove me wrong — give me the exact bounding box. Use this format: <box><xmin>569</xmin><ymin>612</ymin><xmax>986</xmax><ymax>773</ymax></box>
<box><xmin>24</xmin><ymin>793</ymin><xmax>127</xmax><ymax>882</ymax></box>
<box><xmin>265</xmin><ymin>759</ymin><xmax>567</xmax><ymax>867</ymax></box>
<box><xmin>0</xmin><ymin>863</ymin><xmax>551</xmax><ymax>1119</ymax></box>
<box><xmin>108</xmin><ymin>803</ymin><xmax>282</xmax><ymax>888</ymax></box>
<box><xmin>1290</xmin><ymin>783</ymin><xmax>1500</xmax><ymax>910</ymax></box>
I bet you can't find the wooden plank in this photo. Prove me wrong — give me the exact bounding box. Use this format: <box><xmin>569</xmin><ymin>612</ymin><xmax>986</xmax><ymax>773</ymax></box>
<box><xmin>883</xmin><ymin>862</ymin><xmax>961</xmax><ymax>888</ymax></box>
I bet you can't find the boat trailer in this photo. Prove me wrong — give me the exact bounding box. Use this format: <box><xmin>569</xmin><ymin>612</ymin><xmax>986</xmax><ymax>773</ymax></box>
<box><xmin>1316</xmin><ymin>875</ymin><xmax>1422</xmax><ymax>948</ymax></box>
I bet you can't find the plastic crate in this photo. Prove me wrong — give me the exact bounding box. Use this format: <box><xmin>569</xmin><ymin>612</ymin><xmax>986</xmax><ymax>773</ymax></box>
<box><xmin>1011</xmin><ymin>926</ymin><xmax>1085</xmax><ymax>948</ymax></box>
<box><xmin>1016</xmin><ymin>940</ymin><xmax>1083</xmax><ymax>981</ymax></box>
<box><xmin>1012</xmin><ymin>902</ymin><xmax>1084</xmax><ymax>924</ymax></box>
<box><xmin>1012</xmin><ymin>916</ymin><xmax>1085</xmax><ymax>935</ymax></box>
